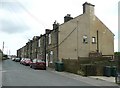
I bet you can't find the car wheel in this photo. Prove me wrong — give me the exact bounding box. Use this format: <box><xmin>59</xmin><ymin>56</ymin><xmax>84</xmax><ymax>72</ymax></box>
<box><xmin>33</xmin><ymin>66</ymin><xmax>36</xmax><ymax>70</ymax></box>
<box><xmin>43</xmin><ymin>68</ymin><xmax>46</xmax><ymax>70</ymax></box>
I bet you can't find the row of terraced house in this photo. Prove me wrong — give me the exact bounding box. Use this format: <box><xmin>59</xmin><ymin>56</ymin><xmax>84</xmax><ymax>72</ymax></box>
<box><xmin>17</xmin><ymin>2</ymin><xmax>114</xmax><ymax>68</ymax></box>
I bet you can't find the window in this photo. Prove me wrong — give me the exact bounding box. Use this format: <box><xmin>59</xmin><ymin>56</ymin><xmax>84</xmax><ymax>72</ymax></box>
<box><xmin>49</xmin><ymin>34</ymin><xmax>51</xmax><ymax>44</ymax></box>
<box><xmin>38</xmin><ymin>39</ymin><xmax>41</xmax><ymax>47</ymax></box>
<box><xmin>50</xmin><ymin>51</ymin><xmax>53</xmax><ymax>63</ymax></box>
<box><xmin>83</xmin><ymin>35</ymin><xmax>88</xmax><ymax>43</ymax></box>
<box><xmin>33</xmin><ymin>59</ymin><xmax>37</xmax><ymax>63</ymax></box>
<box><xmin>92</xmin><ymin>37</ymin><xmax>96</xmax><ymax>44</ymax></box>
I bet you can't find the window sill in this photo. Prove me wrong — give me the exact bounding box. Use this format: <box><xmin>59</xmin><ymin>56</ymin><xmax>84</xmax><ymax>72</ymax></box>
<box><xmin>83</xmin><ymin>42</ymin><xmax>88</xmax><ymax>44</ymax></box>
<box><xmin>92</xmin><ymin>42</ymin><xmax>96</xmax><ymax>44</ymax></box>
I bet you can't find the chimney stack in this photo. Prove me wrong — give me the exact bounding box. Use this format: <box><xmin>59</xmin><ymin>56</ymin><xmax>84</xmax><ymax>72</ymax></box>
<box><xmin>64</xmin><ymin>14</ymin><xmax>73</xmax><ymax>22</ymax></box>
<box><xmin>45</xmin><ymin>29</ymin><xmax>51</xmax><ymax>34</ymax></box>
<box><xmin>53</xmin><ymin>21</ymin><xmax>59</xmax><ymax>29</ymax></box>
<box><xmin>83</xmin><ymin>2</ymin><xmax>95</xmax><ymax>15</ymax></box>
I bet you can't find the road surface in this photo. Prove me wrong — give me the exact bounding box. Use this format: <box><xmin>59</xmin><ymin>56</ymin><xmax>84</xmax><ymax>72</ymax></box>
<box><xmin>2</xmin><ymin>59</ymin><xmax>119</xmax><ymax>87</ymax></box>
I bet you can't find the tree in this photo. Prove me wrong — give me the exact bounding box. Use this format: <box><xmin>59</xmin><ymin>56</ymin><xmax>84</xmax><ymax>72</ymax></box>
<box><xmin>114</xmin><ymin>52</ymin><xmax>120</xmax><ymax>57</ymax></box>
<box><xmin>114</xmin><ymin>52</ymin><xmax>120</xmax><ymax>73</ymax></box>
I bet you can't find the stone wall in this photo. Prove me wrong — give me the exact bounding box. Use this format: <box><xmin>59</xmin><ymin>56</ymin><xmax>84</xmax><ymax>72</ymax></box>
<box><xmin>62</xmin><ymin>57</ymin><xmax>117</xmax><ymax>76</ymax></box>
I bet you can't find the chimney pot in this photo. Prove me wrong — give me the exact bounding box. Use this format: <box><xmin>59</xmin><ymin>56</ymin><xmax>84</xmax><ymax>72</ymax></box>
<box><xmin>64</xmin><ymin>14</ymin><xmax>73</xmax><ymax>22</ymax></box>
<box><xmin>53</xmin><ymin>21</ymin><xmax>59</xmax><ymax>29</ymax></box>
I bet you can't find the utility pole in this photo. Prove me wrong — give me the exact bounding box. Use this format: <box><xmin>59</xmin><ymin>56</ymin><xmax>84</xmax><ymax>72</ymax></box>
<box><xmin>9</xmin><ymin>50</ymin><xmax>10</xmax><ymax>56</ymax></box>
<box><xmin>2</xmin><ymin>41</ymin><xmax>4</xmax><ymax>60</ymax></box>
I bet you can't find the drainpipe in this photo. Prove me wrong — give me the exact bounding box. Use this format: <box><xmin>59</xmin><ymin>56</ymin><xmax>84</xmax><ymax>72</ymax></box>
<box><xmin>44</xmin><ymin>34</ymin><xmax>46</xmax><ymax>70</ymax></box>
<box><xmin>97</xmin><ymin>30</ymin><xmax>99</xmax><ymax>52</ymax></box>
<box><xmin>57</xmin><ymin>28</ymin><xmax>59</xmax><ymax>62</ymax></box>
<box><xmin>77</xmin><ymin>21</ymin><xmax>79</xmax><ymax>58</ymax></box>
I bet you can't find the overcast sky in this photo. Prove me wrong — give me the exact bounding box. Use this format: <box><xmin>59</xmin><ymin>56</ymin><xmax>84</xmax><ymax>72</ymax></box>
<box><xmin>0</xmin><ymin>0</ymin><xmax>119</xmax><ymax>55</ymax></box>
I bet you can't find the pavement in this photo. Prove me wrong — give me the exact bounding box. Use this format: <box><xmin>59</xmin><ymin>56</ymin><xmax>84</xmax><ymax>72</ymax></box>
<box><xmin>47</xmin><ymin>67</ymin><xmax>117</xmax><ymax>85</ymax></box>
<box><xmin>89</xmin><ymin>76</ymin><xmax>116</xmax><ymax>83</ymax></box>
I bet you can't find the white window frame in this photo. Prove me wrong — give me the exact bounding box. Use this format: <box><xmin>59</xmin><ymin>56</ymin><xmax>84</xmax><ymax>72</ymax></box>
<box><xmin>83</xmin><ymin>35</ymin><xmax>88</xmax><ymax>43</ymax></box>
<box><xmin>49</xmin><ymin>34</ymin><xmax>51</xmax><ymax>44</ymax></box>
<box><xmin>50</xmin><ymin>51</ymin><xmax>53</xmax><ymax>63</ymax></box>
<box><xmin>92</xmin><ymin>37</ymin><xmax>96</xmax><ymax>43</ymax></box>
<box><xmin>38</xmin><ymin>39</ymin><xmax>41</xmax><ymax>47</ymax></box>
<box><xmin>46</xmin><ymin>54</ymin><xmax>48</xmax><ymax>66</ymax></box>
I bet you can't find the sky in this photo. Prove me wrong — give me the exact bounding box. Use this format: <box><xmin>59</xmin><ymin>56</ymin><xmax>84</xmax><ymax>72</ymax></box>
<box><xmin>0</xmin><ymin>0</ymin><xmax>119</xmax><ymax>55</ymax></box>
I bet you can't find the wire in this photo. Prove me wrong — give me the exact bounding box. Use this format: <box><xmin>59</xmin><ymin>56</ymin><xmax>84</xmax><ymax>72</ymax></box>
<box><xmin>0</xmin><ymin>0</ymin><xmax>30</xmax><ymax>33</ymax></box>
<box><xmin>58</xmin><ymin>27</ymin><xmax>76</xmax><ymax>46</ymax></box>
<box><xmin>46</xmin><ymin>27</ymin><xmax>77</xmax><ymax>51</ymax></box>
<box><xmin>22</xmin><ymin>27</ymin><xmax>77</xmax><ymax>57</ymax></box>
<box><xmin>6</xmin><ymin>2</ymin><xmax>29</xmax><ymax>29</ymax></box>
<box><xmin>15</xmin><ymin>0</ymin><xmax>48</xmax><ymax>29</ymax></box>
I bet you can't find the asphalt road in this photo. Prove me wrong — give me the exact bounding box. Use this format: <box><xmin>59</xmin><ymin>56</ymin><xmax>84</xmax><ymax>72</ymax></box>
<box><xmin>0</xmin><ymin>61</ymin><xmax>2</xmax><ymax>87</ymax></box>
<box><xmin>1</xmin><ymin>59</ymin><xmax>119</xmax><ymax>87</ymax></box>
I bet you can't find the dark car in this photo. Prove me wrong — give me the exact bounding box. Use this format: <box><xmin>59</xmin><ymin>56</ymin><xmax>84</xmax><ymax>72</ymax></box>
<box><xmin>30</xmin><ymin>59</ymin><xmax>46</xmax><ymax>70</ymax></box>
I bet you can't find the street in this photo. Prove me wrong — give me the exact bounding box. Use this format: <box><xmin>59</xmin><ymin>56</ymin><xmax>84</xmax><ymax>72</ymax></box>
<box><xmin>0</xmin><ymin>61</ymin><xmax>2</xmax><ymax>87</ymax></box>
<box><xmin>1</xmin><ymin>59</ymin><xmax>119</xmax><ymax>87</ymax></box>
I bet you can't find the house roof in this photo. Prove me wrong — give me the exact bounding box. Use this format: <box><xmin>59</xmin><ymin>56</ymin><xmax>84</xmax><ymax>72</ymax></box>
<box><xmin>95</xmin><ymin>16</ymin><xmax>115</xmax><ymax>36</ymax></box>
<box><xmin>60</xmin><ymin>14</ymin><xmax>83</xmax><ymax>26</ymax></box>
<box><xmin>58</xmin><ymin>14</ymin><xmax>114</xmax><ymax>36</ymax></box>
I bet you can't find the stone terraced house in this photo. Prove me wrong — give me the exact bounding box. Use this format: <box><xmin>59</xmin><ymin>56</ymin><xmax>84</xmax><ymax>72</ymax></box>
<box><xmin>17</xmin><ymin>2</ymin><xmax>114</xmax><ymax>68</ymax></box>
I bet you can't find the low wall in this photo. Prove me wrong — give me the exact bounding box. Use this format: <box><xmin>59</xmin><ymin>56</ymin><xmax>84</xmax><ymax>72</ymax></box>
<box><xmin>48</xmin><ymin>63</ymin><xmax>55</xmax><ymax>69</ymax></box>
<box><xmin>62</xmin><ymin>57</ymin><xmax>117</xmax><ymax>76</ymax></box>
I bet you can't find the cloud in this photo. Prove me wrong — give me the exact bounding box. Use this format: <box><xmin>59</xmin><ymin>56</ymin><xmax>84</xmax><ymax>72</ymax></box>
<box><xmin>0</xmin><ymin>19</ymin><xmax>29</xmax><ymax>34</ymax></box>
<box><xmin>0</xmin><ymin>2</ymin><xmax>29</xmax><ymax>34</ymax></box>
<box><xmin>0</xmin><ymin>0</ymin><xmax>23</xmax><ymax>13</ymax></box>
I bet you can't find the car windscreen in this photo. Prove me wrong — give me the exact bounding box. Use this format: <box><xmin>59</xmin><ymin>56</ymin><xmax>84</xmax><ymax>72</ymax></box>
<box><xmin>37</xmin><ymin>60</ymin><xmax>44</xmax><ymax>62</ymax></box>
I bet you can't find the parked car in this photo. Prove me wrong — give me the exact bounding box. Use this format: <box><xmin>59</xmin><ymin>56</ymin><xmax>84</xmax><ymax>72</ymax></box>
<box><xmin>14</xmin><ymin>58</ymin><xmax>21</xmax><ymax>62</ymax></box>
<box><xmin>23</xmin><ymin>58</ymin><xmax>32</xmax><ymax>66</ymax></box>
<box><xmin>20</xmin><ymin>58</ymin><xmax>25</xmax><ymax>64</ymax></box>
<box><xmin>11</xmin><ymin>57</ymin><xmax>15</xmax><ymax>61</ymax></box>
<box><xmin>30</xmin><ymin>59</ymin><xmax>46</xmax><ymax>70</ymax></box>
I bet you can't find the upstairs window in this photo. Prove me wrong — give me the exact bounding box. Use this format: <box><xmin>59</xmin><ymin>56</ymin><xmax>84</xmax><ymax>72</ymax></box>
<box><xmin>83</xmin><ymin>35</ymin><xmax>88</xmax><ymax>44</ymax></box>
<box><xmin>49</xmin><ymin>34</ymin><xmax>51</xmax><ymax>44</ymax></box>
<box><xmin>50</xmin><ymin>51</ymin><xmax>53</xmax><ymax>63</ymax></box>
<box><xmin>38</xmin><ymin>39</ymin><xmax>41</xmax><ymax>47</ymax></box>
<box><xmin>92</xmin><ymin>37</ymin><xmax>96</xmax><ymax>44</ymax></box>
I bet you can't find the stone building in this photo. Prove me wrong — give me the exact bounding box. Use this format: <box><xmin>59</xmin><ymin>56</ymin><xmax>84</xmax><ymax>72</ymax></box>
<box><xmin>17</xmin><ymin>48</ymin><xmax>21</xmax><ymax>58</ymax></box>
<box><xmin>17</xmin><ymin>2</ymin><xmax>114</xmax><ymax>69</ymax></box>
<box><xmin>45</xmin><ymin>23</ymin><xmax>59</xmax><ymax>67</ymax></box>
<box><xmin>37</xmin><ymin>34</ymin><xmax>46</xmax><ymax>60</ymax></box>
<box><xmin>46</xmin><ymin>2</ymin><xmax>114</xmax><ymax>67</ymax></box>
<box><xmin>31</xmin><ymin>36</ymin><xmax>39</xmax><ymax>59</ymax></box>
<box><xmin>27</xmin><ymin>40</ymin><xmax>33</xmax><ymax>59</ymax></box>
<box><xmin>59</xmin><ymin>2</ymin><xmax>114</xmax><ymax>59</ymax></box>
